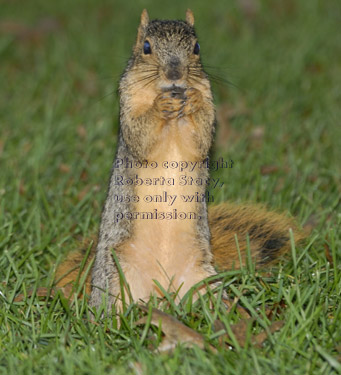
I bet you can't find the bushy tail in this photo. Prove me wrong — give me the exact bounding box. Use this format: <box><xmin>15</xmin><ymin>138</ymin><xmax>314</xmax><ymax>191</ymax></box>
<box><xmin>54</xmin><ymin>240</ymin><xmax>95</xmax><ymax>297</ymax></box>
<box><xmin>209</xmin><ymin>202</ymin><xmax>305</xmax><ymax>271</ymax></box>
<box><xmin>55</xmin><ymin>203</ymin><xmax>305</xmax><ymax>296</ymax></box>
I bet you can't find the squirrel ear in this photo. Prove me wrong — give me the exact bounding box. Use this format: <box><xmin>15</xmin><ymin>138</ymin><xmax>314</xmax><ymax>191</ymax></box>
<box><xmin>136</xmin><ymin>9</ymin><xmax>149</xmax><ymax>47</ymax></box>
<box><xmin>186</xmin><ymin>9</ymin><xmax>195</xmax><ymax>26</ymax></box>
<box><xmin>140</xmin><ymin>9</ymin><xmax>149</xmax><ymax>27</ymax></box>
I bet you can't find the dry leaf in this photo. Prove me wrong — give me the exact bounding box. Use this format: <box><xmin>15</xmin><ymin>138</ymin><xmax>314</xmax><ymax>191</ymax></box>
<box><xmin>77</xmin><ymin>125</ymin><xmax>87</xmax><ymax>139</ymax></box>
<box><xmin>56</xmin><ymin>284</ymin><xmax>74</xmax><ymax>299</ymax></box>
<box><xmin>324</xmin><ymin>241</ymin><xmax>333</xmax><ymax>266</ymax></box>
<box><xmin>137</xmin><ymin>305</ymin><xmax>216</xmax><ymax>353</ymax></box>
<box><xmin>216</xmin><ymin>104</ymin><xmax>234</xmax><ymax>147</ymax></box>
<box><xmin>19</xmin><ymin>180</ymin><xmax>26</xmax><ymax>195</ymax></box>
<box><xmin>266</xmin><ymin>299</ymin><xmax>287</xmax><ymax>320</ymax></box>
<box><xmin>303</xmin><ymin>214</ymin><xmax>319</xmax><ymax>235</ymax></box>
<box><xmin>214</xmin><ymin>317</ymin><xmax>284</xmax><ymax>349</ymax></box>
<box><xmin>77</xmin><ymin>185</ymin><xmax>90</xmax><ymax>201</ymax></box>
<box><xmin>14</xmin><ymin>287</ymin><xmax>55</xmax><ymax>302</ymax></box>
<box><xmin>215</xmin><ymin>102</ymin><xmax>250</xmax><ymax>147</ymax></box>
<box><xmin>260</xmin><ymin>165</ymin><xmax>280</xmax><ymax>175</ymax></box>
<box><xmin>80</xmin><ymin>169</ymin><xmax>89</xmax><ymax>181</ymax></box>
<box><xmin>59</xmin><ymin>163</ymin><xmax>71</xmax><ymax>173</ymax></box>
<box><xmin>252</xmin><ymin>320</ymin><xmax>284</xmax><ymax>348</ymax></box>
<box><xmin>214</xmin><ymin>318</ymin><xmax>254</xmax><ymax>347</ymax></box>
<box><xmin>0</xmin><ymin>18</ymin><xmax>60</xmax><ymax>35</ymax></box>
<box><xmin>307</xmin><ymin>175</ymin><xmax>318</xmax><ymax>183</ymax></box>
<box><xmin>0</xmin><ymin>17</ymin><xmax>60</xmax><ymax>44</ymax></box>
<box><xmin>230</xmin><ymin>318</ymin><xmax>254</xmax><ymax>347</ymax></box>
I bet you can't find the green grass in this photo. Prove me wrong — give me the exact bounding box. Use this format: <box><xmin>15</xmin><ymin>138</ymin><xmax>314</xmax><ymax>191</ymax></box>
<box><xmin>1</xmin><ymin>0</ymin><xmax>340</xmax><ymax>373</ymax></box>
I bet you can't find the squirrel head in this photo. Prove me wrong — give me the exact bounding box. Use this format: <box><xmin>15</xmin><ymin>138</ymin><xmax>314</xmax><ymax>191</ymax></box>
<box><xmin>128</xmin><ymin>9</ymin><xmax>206</xmax><ymax>91</ymax></box>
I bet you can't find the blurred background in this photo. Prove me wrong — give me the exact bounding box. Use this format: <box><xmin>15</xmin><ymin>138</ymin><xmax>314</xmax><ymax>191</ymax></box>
<box><xmin>0</xmin><ymin>0</ymin><xmax>340</xmax><ymax>263</ymax></box>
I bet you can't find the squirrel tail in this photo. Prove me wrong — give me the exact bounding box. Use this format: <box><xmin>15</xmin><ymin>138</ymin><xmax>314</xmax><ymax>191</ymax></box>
<box><xmin>55</xmin><ymin>203</ymin><xmax>305</xmax><ymax>296</ymax></box>
<box><xmin>54</xmin><ymin>243</ymin><xmax>94</xmax><ymax>298</ymax></box>
<box><xmin>209</xmin><ymin>202</ymin><xmax>305</xmax><ymax>270</ymax></box>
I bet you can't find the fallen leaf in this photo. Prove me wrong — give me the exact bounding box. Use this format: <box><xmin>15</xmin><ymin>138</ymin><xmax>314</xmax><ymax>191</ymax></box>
<box><xmin>215</xmin><ymin>102</ymin><xmax>250</xmax><ymax>147</ymax></box>
<box><xmin>260</xmin><ymin>165</ymin><xmax>280</xmax><ymax>175</ymax></box>
<box><xmin>80</xmin><ymin>169</ymin><xmax>89</xmax><ymax>181</ymax></box>
<box><xmin>77</xmin><ymin>185</ymin><xmax>90</xmax><ymax>201</ymax></box>
<box><xmin>230</xmin><ymin>318</ymin><xmax>254</xmax><ymax>347</ymax></box>
<box><xmin>252</xmin><ymin>320</ymin><xmax>284</xmax><ymax>348</ymax></box>
<box><xmin>59</xmin><ymin>163</ymin><xmax>71</xmax><ymax>173</ymax></box>
<box><xmin>305</xmin><ymin>62</ymin><xmax>323</xmax><ymax>74</ymax></box>
<box><xmin>19</xmin><ymin>180</ymin><xmax>26</xmax><ymax>195</ymax></box>
<box><xmin>214</xmin><ymin>317</ymin><xmax>284</xmax><ymax>349</ymax></box>
<box><xmin>214</xmin><ymin>317</ymin><xmax>254</xmax><ymax>348</ymax></box>
<box><xmin>222</xmin><ymin>297</ymin><xmax>251</xmax><ymax>319</ymax></box>
<box><xmin>215</xmin><ymin>104</ymin><xmax>234</xmax><ymax>146</ymax></box>
<box><xmin>14</xmin><ymin>287</ymin><xmax>55</xmax><ymax>302</ymax></box>
<box><xmin>0</xmin><ymin>17</ymin><xmax>60</xmax><ymax>43</ymax></box>
<box><xmin>266</xmin><ymin>299</ymin><xmax>287</xmax><ymax>320</ymax></box>
<box><xmin>307</xmin><ymin>175</ymin><xmax>318</xmax><ymax>183</ymax></box>
<box><xmin>77</xmin><ymin>125</ymin><xmax>87</xmax><ymax>139</ymax></box>
<box><xmin>303</xmin><ymin>214</ymin><xmax>319</xmax><ymax>235</ymax></box>
<box><xmin>56</xmin><ymin>284</ymin><xmax>74</xmax><ymax>300</ymax></box>
<box><xmin>136</xmin><ymin>305</ymin><xmax>216</xmax><ymax>353</ymax></box>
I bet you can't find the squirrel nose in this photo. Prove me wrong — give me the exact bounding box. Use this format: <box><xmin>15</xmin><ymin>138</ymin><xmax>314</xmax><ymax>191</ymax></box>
<box><xmin>165</xmin><ymin>57</ymin><xmax>183</xmax><ymax>81</ymax></box>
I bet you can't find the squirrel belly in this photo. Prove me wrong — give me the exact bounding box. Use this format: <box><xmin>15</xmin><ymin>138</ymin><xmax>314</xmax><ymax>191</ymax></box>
<box><xmin>54</xmin><ymin>10</ymin><xmax>305</xmax><ymax>307</ymax></box>
<box><xmin>114</xmin><ymin>122</ymin><xmax>216</xmax><ymax>302</ymax></box>
<box><xmin>55</xmin><ymin>201</ymin><xmax>305</xmax><ymax>299</ymax></box>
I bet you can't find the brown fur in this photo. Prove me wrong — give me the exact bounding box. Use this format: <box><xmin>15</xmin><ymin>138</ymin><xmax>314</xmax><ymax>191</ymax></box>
<box><xmin>54</xmin><ymin>239</ymin><xmax>95</xmax><ymax>298</ymax></box>
<box><xmin>209</xmin><ymin>202</ymin><xmax>305</xmax><ymax>270</ymax></box>
<box><xmin>55</xmin><ymin>202</ymin><xmax>304</xmax><ymax>298</ymax></box>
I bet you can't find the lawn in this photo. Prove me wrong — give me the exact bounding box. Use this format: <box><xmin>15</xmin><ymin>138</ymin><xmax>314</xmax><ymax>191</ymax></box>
<box><xmin>0</xmin><ymin>0</ymin><xmax>340</xmax><ymax>374</ymax></box>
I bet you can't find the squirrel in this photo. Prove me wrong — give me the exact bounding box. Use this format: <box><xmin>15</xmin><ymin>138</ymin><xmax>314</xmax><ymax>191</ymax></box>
<box><xmin>55</xmin><ymin>10</ymin><xmax>304</xmax><ymax>310</ymax></box>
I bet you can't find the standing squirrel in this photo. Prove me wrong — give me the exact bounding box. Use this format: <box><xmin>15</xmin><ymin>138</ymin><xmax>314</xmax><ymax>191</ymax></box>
<box><xmin>55</xmin><ymin>10</ymin><xmax>304</xmax><ymax>309</ymax></box>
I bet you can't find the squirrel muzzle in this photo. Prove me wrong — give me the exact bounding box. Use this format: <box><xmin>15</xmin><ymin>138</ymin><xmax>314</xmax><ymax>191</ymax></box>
<box><xmin>164</xmin><ymin>56</ymin><xmax>184</xmax><ymax>81</ymax></box>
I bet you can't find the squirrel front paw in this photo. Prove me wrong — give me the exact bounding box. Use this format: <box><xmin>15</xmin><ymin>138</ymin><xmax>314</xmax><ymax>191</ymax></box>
<box><xmin>182</xmin><ymin>87</ymin><xmax>204</xmax><ymax>116</ymax></box>
<box><xmin>154</xmin><ymin>87</ymin><xmax>204</xmax><ymax>120</ymax></box>
<box><xmin>154</xmin><ymin>90</ymin><xmax>186</xmax><ymax>120</ymax></box>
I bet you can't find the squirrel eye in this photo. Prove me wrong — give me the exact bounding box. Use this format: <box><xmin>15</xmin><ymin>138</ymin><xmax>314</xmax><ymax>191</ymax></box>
<box><xmin>143</xmin><ymin>41</ymin><xmax>151</xmax><ymax>54</ymax></box>
<box><xmin>193</xmin><ymin>42</ymin><xmax>200</xmax><ymax>55</ymax></box>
